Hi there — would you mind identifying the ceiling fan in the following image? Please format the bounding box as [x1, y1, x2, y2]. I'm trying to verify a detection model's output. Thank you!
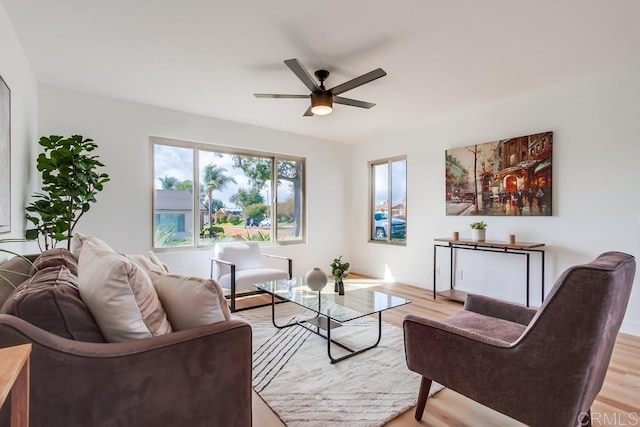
[254, 58, 387, 116]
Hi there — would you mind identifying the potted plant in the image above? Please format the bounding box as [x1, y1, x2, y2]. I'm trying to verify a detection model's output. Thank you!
[330, 255, 350, 295]
[470, 221, 487, 242]
[25, 135, 110, 251]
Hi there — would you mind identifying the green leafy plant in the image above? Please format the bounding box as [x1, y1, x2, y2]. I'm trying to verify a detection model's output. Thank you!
[154, 226, 176, 247]
[201, 225, 225, 238]
[240, 231, 270, 241]
[330, 255, 350, 283]
[0, 238, 37, 289]
[470, 221, 487, 230]
[25, 135, 110, 251]
[227, 215, 242, 226]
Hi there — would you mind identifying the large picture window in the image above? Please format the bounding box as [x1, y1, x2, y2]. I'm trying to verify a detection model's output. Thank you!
[151, 137, 304, 248]
[370, 156, 407, 244]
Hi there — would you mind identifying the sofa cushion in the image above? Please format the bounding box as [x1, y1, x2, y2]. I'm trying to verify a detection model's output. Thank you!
[33, 248, 79, 276]
[217, 268, 290, 291]
[0, 265, 106, 342]
[0, 255, 36, 306]
[149, 271, 231, 331]
[441, 310, 527, 344]
[78, 237, 172, 342]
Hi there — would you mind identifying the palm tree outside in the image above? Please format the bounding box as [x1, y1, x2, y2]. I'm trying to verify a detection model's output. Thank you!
[202, 164, 236, 225]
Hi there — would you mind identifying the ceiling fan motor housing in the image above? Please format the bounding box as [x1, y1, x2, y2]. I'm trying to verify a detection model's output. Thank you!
[310, 91, 333, 115]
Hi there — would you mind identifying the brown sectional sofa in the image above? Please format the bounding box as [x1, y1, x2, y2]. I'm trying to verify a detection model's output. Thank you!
[0, 252, 252, 427]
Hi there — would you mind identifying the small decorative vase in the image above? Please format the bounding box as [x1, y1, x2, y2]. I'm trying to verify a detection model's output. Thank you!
[334, 281, 339, 292]
[304, 268, 328, 291]
[472, 229, 486, 242]
[338, 280, 345, 296]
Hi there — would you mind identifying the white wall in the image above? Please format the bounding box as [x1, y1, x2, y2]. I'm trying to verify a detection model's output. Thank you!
[349, 68, 640, 335]
[0, 2, 38, 257]
[38, 85, 350, 278]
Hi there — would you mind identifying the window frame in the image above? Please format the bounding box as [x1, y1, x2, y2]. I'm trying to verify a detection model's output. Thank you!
[150, 136, 306, 250]
[369, 155, 407, 245]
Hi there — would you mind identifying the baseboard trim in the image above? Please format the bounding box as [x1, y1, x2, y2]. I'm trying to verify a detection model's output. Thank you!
[620, 320, 640, 337]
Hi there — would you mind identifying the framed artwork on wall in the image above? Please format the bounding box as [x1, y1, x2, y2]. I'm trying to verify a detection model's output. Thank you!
[0, 74, 9, 233]
[445, 131, 552, 216]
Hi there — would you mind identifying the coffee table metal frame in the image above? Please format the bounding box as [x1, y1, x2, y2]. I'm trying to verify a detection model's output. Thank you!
[256, 278, 410, 364]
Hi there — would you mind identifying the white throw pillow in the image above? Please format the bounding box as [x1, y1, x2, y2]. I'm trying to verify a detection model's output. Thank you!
[78, 238, 172, 342]
[149, 271, 231, 331]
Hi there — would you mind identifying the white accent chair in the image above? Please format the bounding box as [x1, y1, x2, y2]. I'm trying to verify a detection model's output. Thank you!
[211, 242, 292, 312]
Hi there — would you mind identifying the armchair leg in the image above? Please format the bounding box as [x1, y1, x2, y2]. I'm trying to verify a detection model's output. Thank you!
[415, 376, 432, 420]
[230, 266, 237, 313]
[230, 293, 236, 313]
[579, 410, 592, 427]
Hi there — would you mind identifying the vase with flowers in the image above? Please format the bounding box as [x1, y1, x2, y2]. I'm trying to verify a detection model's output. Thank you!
[330, 255, 349, 296]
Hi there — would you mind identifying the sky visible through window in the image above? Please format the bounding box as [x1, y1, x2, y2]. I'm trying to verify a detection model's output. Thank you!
[374, 158, 406, 206]
[154, 145, 284, 209]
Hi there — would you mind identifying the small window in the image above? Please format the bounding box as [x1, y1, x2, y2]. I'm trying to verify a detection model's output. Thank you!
[276, 159, 304, 242]
[370, 156, 407, 244]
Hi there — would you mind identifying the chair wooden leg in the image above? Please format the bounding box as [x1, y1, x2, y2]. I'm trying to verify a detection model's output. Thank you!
[579, 410, 591, 427]
[415, 376, 432, 420]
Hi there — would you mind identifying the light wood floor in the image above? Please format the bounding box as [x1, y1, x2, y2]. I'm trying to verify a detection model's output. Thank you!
[249, 279, 640, 427]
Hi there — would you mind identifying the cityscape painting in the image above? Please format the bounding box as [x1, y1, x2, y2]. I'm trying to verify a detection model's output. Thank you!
[445, 131, 552, 216]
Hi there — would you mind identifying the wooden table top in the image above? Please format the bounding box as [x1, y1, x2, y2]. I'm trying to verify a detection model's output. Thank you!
[434, 237, 545, 250]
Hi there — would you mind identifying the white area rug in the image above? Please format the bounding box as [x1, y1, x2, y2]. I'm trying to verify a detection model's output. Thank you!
[235, 303, 443, 427]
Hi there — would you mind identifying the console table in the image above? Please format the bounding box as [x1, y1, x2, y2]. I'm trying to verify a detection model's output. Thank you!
[433, 238, 546, 307]
[0, 343, 32, 427]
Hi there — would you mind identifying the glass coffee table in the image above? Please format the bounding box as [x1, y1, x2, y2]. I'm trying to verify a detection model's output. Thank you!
[255, 277, 410, 363]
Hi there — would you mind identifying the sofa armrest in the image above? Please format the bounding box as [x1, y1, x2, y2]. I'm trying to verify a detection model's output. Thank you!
[464, 294, 537, 326]
[262, 253, 292, 278]
[0, 314, 252, 427]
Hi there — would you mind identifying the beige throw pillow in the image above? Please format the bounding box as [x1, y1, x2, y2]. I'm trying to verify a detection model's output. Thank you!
[78, 238, 172, 342]
[71, 232, 112, 257]
[121, 252, 169, 274]
[149, 271, 231, 331]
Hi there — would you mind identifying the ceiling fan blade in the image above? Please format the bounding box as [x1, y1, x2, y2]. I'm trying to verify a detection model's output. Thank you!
[303, 106, 314, 117]
[329, 68, 387, 96]
[334, 96, 376, 109]
[254, 93, 309, 99]
[284, 59, 320, 92]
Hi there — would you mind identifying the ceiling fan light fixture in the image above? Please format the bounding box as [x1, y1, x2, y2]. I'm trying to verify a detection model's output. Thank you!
[310, 91, 333, 115]
[255, 59, 386, 116]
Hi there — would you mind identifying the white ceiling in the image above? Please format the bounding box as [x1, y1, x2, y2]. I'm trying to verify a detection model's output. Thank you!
[3, 0, 640, 144]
